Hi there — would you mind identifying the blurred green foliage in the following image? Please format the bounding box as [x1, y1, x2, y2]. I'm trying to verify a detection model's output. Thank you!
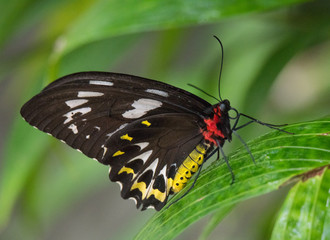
[0, 0, 329, 239]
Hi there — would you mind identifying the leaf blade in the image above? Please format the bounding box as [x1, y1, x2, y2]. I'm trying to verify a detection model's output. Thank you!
[271, 167, 330, 240]
[52, 0, 310, 61]
[135, 118, 330, 240]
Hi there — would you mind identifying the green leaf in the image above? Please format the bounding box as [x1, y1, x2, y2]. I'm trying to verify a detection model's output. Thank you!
[243, 17, 330, 116]
[0, 118, 51, 229]
[198, 204, 236, 240]
[271, 167, 330, 240]
[50, 0, 309, 67]
[23, 146, 108, 227]
[0, 0, 33, 47]
[135, 117, 330, 240]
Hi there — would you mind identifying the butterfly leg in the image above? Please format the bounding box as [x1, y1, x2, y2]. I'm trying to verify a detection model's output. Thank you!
[238, 113, 293, 134]
[217, 142, 235, 185]
[231, 113, 256, 165]
[232, 130, 256, 165]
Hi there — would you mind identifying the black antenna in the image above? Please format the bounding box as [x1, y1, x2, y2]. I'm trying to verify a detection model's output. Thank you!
[188, 83, 220, 102]
[213, 35, 224, 101]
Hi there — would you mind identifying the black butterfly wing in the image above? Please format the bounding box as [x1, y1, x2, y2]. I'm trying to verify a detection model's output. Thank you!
[21, 72, 212, 210]
[21, 72, 210, 159]
[105, 113, 206, 210]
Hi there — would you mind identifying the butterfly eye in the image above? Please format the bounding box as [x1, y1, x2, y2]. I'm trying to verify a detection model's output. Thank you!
[220, 103, 226, 112]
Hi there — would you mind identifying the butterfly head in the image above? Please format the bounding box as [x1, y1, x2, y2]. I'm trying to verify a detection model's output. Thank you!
[216, 99, 232, 142]
[219, 99, 231, 113]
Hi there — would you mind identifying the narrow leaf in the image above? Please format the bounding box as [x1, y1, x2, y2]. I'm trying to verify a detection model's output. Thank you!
[0, 119, 51, 229]
[135, 118, 330, 240]
[271, 167, 330, 240]
[198, 204, 236, 240]
[51, 0, 309, 63]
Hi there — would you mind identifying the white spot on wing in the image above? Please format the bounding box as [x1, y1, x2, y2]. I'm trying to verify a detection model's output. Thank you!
[116, 181, 123, 191]
[159, 165, 166, 178]
[145, 89, 169, 97]
[135, 142, 149, 151]
[65, 99, 88, 108]
[89, 80, 113, 86]
[129, 197, 138, 205]
[127, 150, 153, 164]
[144, 158, 159, 196]
[63, 107, 91, 124]
[159, 165, 170, 194]
[101, 144, 108, 159]
[86, 135, 90, 139]
[106, 123, 128, 139]
[77, 91, 104, 97]
[146, 178, 155, 197]
[122, 99, 162, 119]
[144, 158, 159, 173]
[68, 123, 78, 134]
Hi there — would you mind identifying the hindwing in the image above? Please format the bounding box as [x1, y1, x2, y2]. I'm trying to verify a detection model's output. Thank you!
[106, 113, 205, 210]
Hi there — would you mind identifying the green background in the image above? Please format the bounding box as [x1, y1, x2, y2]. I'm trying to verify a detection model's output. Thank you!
[0, 0, 329, 239]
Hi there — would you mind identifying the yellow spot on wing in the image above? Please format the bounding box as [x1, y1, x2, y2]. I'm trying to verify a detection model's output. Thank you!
[118, 167, 135, 177]
[113, 150, 125, 157]
[131, 181, 147, 199]
[148, 188, 166, 202]
[120, 134, 133, 141]
[141, 120, 151, 126]
[167, 178, 173, 194]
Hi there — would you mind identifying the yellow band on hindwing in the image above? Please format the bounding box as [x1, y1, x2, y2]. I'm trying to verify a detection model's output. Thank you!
[147, 188, 166, 202]
[118, 166, 136, 178]
[131, 181, 147, 199]
[125, 143, 208, 204]
[172, 144, 208, 193]
[167, 177, 174, 194]
[130, 181, 166, 202]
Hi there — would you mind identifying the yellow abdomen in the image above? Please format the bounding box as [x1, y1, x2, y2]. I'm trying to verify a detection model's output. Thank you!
[172, 143, 209, 193]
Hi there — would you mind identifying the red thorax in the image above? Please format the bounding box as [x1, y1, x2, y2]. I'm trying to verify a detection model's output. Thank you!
[201, 106, 225, 146]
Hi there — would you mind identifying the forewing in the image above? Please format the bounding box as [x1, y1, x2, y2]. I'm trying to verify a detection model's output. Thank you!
[21, 72, 210, 161]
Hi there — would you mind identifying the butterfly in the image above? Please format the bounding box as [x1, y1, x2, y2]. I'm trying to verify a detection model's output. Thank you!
[20, 37, 287, 211]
